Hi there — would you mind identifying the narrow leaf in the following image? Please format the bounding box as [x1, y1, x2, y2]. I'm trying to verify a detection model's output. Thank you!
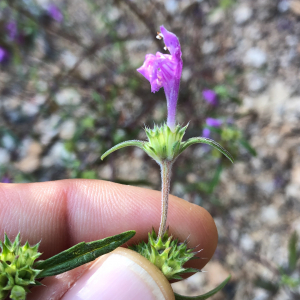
[239, 139, 257, 156]
[207, 164, 223, 194]
[174, 275, 231, 300]
[101, 140, 145, 160]
[181, 137, 234, 163]
[180, 268, 202, 274]
[254, 276, 279, 294]
[35, 230, 135, 278]
[288, 231, 298, 272]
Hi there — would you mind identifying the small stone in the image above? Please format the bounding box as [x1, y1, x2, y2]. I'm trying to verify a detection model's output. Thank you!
[34, 94, 47, 105]
[35, 114, 60, 145]
[253, 288, 270, 300]
[234, 5, 253, 25]
[240, 234, 255, 251]
[285, 35, 298, 47]
[244, 48, 267, 68]
[208, 8, 225, 25]
[0, 148, 10, 165]
[186, 173, 198, 184]
[290, 0, 300, 15]
[42, 142, 75, 167]
[278, 0, 290, 13]
[202, 40, 217, 55]
[55, 88, 81, 106]
[59, 120, 76, 140]
[61, 51, 77, 69]
[247, 73, 267, 92]
[78, 61, 96, 80]
[181, 69, 192, 82]
[2, 134, 15, 150]
[261, 206, 279, 225]
[36, 80, 48, 93]
[165, 0, 178, 14]
[27, 141, 43, 156]
[15, 156, 40, 173]
[172, 182, 185, 198]
[22, 102, 39, 117]
[15, 141, 42, 173]
[98, 164, 113, 180]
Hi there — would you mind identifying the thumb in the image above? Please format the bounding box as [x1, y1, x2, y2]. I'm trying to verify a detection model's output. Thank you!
[29, 248, 175, 300]
[61, 248, 175, 300]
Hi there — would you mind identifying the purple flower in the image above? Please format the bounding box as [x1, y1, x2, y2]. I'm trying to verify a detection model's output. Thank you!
[202, 128, 211, 138]
[206, 118, 222, 127]
[137, 25, 183, 131]
[6, 22, 17, 41]
[0, 47, 8, 63]
[48, 4, 63, 22]
[202, 89, 218, 106]
[1, 176, 11, 183]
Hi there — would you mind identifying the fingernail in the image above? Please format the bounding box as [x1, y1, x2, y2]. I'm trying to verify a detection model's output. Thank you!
[62, 248, 174, 300]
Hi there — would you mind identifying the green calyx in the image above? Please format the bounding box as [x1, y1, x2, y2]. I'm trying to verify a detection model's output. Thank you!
[0, 233, 42, 300]
[101, 123, 233, 164]
[143, 124, 187, 162]
[130, 229, 200, 280]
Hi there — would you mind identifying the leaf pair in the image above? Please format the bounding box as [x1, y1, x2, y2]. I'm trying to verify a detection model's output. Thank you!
[34, 230, 135, 278]
[101, 136, 234, 164]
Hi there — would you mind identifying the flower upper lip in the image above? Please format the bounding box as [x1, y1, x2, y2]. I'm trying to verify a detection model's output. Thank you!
[137, 25, 183, 131]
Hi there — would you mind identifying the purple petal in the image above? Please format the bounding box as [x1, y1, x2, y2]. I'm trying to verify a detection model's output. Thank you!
[0, 48, 8, 62]
[160, 25, 182, 59]
[1, 176, 11, 183]
[202, 89, 218, 106]
[137, 25, 182, 131]
[6, 22, 18, 41]
[206, 118, 222, 127]
[202, 128, 211, 138]
[48, 4, 63, 22]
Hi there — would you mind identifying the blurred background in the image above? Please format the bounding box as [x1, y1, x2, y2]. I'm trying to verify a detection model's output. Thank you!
[0, 0, 300, 299]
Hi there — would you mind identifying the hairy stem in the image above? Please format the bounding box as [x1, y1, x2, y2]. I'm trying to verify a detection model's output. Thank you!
[158, 161, 173, 238]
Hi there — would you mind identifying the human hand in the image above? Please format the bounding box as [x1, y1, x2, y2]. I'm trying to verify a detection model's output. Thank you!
[0, 179, 218, 300]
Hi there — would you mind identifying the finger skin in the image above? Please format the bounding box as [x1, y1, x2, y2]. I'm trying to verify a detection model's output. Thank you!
[0, 180, 218, 295]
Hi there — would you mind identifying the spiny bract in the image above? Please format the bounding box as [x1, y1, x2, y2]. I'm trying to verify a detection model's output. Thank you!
[143, 123, 188, 163]
[130, 228, 201, 280]
[0, 233, 42, 300]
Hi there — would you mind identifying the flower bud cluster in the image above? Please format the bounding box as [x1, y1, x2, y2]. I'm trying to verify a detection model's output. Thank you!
[130, 229, 198, 280]
[0, 234, 42, 300]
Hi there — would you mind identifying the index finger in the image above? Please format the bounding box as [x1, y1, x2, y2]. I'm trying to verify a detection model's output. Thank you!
[0, 179, 218, 271]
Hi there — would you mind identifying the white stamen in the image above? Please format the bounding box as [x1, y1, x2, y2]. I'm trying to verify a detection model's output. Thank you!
[164, 46, 167, 51]
[156, 33, 163, 40]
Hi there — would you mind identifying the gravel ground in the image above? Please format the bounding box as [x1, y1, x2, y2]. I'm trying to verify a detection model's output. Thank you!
[1, 0, 300, 299]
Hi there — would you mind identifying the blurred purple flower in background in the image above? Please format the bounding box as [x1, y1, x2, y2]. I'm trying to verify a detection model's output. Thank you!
[6, 22, 18, 41]
[206, 117, 222, 127]
[137, 25, 183, 131]
[202, 89, 218, 106]
[0, 47, 8, 63]
[48, 4, 63, 22]
[202, 128, 211, 138]
[1, 176, 11, 183]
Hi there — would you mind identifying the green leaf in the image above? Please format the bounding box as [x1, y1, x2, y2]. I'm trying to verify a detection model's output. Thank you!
[174, 275, 231, 300]
[35, 230, 135, 278]
[254, 276, 279, 294]
[207, 164, 223, 194]
[180, 137, 234, 163]
[288, 231, 299, 272]
[180, 268, 202, 274]
[101, 140, 145, 160]
[239, 139, 257, 156]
